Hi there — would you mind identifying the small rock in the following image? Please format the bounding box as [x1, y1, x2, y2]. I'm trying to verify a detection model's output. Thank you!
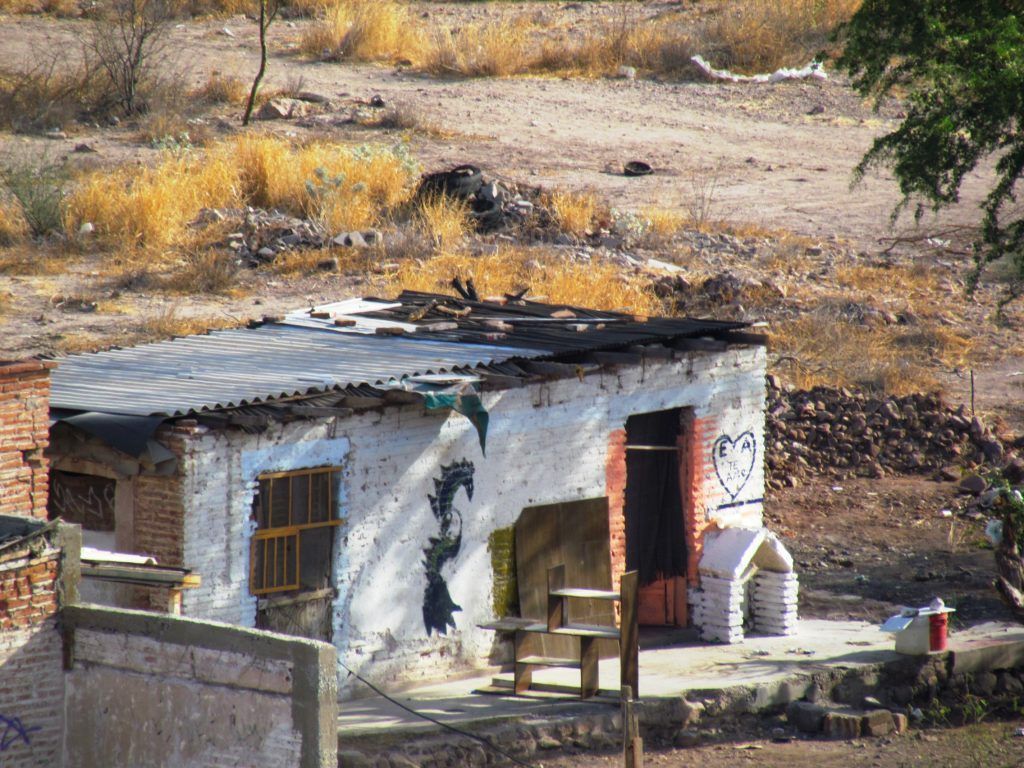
[807, 104, 826, 115]
[317, 256, 340, 271]
[861, 709, 895, 737]
[939, 466, 960, 482]
[220, 26, 234, 37]
[362, 228, 383, 246]
[369, 94, 386, 108]
[332, 231, 367, 248]
[617, 65, 637, 80]
[78, 222, 95, 236]
[256, 98, 308, 120]
[537, 736, 561, 750]
[958, 473, 987, 495]
[673, 729, 701, 747]
[788, 701, 827, 733]
[892, 712, 909, 734]
[73, 143, 96, 153]
[823, 711, 862, 740]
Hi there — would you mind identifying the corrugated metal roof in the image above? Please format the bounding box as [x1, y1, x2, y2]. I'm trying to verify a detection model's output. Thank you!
[50, 293, 757, 419]
[50, 324, 549, 417]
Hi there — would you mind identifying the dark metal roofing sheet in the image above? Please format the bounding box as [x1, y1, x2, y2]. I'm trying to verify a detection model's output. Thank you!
[50, 324, 549, 417]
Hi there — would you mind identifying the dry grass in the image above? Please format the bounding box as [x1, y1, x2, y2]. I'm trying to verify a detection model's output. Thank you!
[698, 0, 860, 73]
[375, 247, 667, 316]
[0, 245, 67, 275]
[547, 190, 602, 238]
[415, 194, 470, 250]
[0, 0, 79, 15]
[422, 18, 534, 78]
[300, 0, 426, 63]
[129, 306, 238, 344]
[65, 136, 418, 253]
[159, 246, 239, 294]
[638, 207, 687, 248]
[191, 71, 248, 106]
[297, 0, 854, 80]
[64, 150, 237, 250]
[771, 306, 972, 395]
[0, 199, 28, 246]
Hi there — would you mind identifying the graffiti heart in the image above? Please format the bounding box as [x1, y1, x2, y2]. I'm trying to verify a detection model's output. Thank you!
[712, 431, 756, 501]
[422, 459, 475, 636]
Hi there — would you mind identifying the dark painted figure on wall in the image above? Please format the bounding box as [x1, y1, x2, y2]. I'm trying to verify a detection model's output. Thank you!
[423, 459, 475, 635]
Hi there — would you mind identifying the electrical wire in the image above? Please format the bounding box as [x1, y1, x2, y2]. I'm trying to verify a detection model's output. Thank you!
[339, 661, 541, 768]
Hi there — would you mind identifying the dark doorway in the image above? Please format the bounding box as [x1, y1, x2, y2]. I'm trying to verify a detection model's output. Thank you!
[624, 408, 688, 625]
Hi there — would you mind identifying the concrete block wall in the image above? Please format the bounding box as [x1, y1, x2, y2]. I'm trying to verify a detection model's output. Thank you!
[173, 345, 766, 693]
[0, 541, 64, 767]
[62, 605, 337, 768]
[0, 360, 54, 520]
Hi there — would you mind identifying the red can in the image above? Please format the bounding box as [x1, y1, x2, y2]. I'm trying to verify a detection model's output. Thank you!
[929, 612, 949, 652]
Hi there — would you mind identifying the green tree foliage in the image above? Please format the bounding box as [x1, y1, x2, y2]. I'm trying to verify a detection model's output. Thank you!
[835, 1, 1024, 298]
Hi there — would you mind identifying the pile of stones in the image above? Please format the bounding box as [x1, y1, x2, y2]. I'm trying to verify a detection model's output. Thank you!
[191, 207, 380, 267]
[765, 376, 1021, 490]
[416, 164, 541, 234]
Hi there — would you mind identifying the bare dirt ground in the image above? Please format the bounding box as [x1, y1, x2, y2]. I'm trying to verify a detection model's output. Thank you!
[548, 720, 1024, 768]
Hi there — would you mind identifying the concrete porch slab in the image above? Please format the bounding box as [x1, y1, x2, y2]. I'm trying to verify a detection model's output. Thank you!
[337, 619, 1024, 739]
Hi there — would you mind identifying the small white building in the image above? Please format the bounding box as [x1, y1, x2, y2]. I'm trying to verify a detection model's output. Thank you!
[46, 291, 788, 695]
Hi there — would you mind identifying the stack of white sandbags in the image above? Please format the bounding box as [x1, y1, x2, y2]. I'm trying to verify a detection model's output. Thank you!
[752, 571, 799, 636]
[690, 575, 747, 644]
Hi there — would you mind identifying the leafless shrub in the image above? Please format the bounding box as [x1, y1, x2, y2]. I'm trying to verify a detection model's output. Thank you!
[87, 0, 175, 116]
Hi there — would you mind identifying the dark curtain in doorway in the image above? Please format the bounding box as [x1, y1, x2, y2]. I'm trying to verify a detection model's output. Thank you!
[625, 410, 687, 586]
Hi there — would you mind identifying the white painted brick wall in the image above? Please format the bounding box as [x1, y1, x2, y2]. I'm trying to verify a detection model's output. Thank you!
[174, 346, 766, 692]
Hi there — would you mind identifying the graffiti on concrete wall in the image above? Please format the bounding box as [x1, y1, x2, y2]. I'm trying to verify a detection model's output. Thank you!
[423, 460, 475, 636]
[712, 431, 756, 503]
[0, 714, 41, 752]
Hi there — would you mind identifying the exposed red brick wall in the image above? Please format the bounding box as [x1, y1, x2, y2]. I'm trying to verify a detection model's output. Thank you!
[685, 415, 719, 585]
[0, 538, 64, 767]
[132, 424, 196, 610]
[605, 428, 627, 600]
[0, 550, 59, 630]
[0, 360, 54, 520]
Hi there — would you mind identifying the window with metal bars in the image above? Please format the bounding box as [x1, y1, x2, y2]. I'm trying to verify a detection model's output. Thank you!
[250, 467, 342, 596]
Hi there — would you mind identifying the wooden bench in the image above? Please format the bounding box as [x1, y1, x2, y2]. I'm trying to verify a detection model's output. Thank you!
[480, 564, 638, 700]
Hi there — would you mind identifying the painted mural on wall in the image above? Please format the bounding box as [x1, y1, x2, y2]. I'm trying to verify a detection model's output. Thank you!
[712, 431, 756, 502]
[423, 459, 474, 635]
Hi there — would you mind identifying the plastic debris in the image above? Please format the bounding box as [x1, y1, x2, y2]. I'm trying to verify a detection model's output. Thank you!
[690, 55, 827, 84]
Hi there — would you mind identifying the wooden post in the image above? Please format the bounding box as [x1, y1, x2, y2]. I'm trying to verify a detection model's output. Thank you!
[513, 631, 533, 695]
[621, 684, 643, 768]
[619, 570, 639, 697]
[580, 636, 599, 699]
[547, 563, 567, 632]
[168, 588, 183, 616]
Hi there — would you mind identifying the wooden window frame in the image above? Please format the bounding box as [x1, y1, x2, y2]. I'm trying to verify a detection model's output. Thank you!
[249, 467, 342, 597]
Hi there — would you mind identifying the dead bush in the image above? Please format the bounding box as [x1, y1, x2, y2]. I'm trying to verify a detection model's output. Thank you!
[0, 58, 98, 132]
[192, 71, 248, 106]
[160, 248, 239, 294]
[87, 0, 175, 115]
[697, 0, 860, 73]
